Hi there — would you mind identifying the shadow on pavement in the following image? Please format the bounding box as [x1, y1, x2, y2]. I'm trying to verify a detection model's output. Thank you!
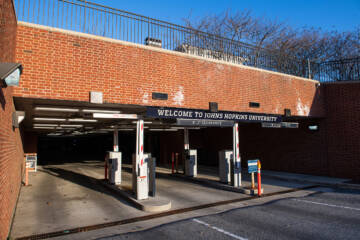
[40, 167, 135, 208]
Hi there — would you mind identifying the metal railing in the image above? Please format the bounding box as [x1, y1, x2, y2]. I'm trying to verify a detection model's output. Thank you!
[313, 57, 360, 82]
[15, 0, 312, 78]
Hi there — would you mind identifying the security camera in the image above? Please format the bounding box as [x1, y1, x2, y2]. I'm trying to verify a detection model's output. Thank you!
[0, 63, 23, 88]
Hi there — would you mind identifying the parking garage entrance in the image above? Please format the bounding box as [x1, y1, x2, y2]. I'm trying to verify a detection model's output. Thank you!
[17, 99, 286, 193]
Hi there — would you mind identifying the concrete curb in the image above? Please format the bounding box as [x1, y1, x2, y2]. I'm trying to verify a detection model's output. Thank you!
[98, 180, 171, 212]
[261, 173, 360, 191]
[168, 173, 263, 195]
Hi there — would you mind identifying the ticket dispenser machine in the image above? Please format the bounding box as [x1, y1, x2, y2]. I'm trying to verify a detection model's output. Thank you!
[106, 151, 122, 185]
[132, 153, 151, 200]
[219, 150, 232, 183]
[184, 149, 197, 177]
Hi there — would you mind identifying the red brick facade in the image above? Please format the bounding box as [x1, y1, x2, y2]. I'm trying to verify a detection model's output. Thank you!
[13, 22, 360, 181]
[0, 0, 24, 239]
[322, 82, 360, 181]
[14, 23, 324, 117]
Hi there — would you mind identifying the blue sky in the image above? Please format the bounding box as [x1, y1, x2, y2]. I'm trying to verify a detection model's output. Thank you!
[89, 0, 360, 32]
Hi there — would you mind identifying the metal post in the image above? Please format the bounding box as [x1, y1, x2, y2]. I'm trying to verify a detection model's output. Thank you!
[232, 123, 241, 187]
[171, 152, 175, 174]
[251, 172, 255, 189]
[184, 128, 189, 151]
[104, 157, 108, 180]
[257, 160, 262, 197]
[175, 152, 179, 173]
[113, 128, 119, 152]
[183, 128, 189, 175]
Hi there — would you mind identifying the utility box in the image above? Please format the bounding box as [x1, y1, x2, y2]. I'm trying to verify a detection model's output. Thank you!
[219, 150, 232, 183]
[106, 151, 122, 185]
[184, 149, 197, 177]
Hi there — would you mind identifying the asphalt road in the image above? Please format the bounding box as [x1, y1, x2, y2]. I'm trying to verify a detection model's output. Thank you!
[97, 187, 360, 240]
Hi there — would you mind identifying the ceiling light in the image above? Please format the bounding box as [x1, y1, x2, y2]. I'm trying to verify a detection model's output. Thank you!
[34, 107, 79, 112]
[33, 118, 66, 121]
[33, 124, 58, 127]
[132, 121, 153, 124]
[149, 129, 178, 131]
[0, 63, 22, 88]
[93, 113, 138, 119]
[82, 109, 121, 114]
[47, 133, 62, 136]
[56, 127, 76, 130]
[60, 124, 83, 128]
[68, 118, 97, 122]
[33, 126, 55, 129]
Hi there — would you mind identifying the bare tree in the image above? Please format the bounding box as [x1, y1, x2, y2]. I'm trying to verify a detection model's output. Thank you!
[183, 10, 360, 80]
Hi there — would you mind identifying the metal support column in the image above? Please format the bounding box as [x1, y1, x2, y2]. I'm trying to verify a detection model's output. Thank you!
[184, 128, 189, 151]
[113, 128, 119, 152]
[183, 128, 189, 174]
[134, 119, 148, 200]
[232, 123, 241, 187]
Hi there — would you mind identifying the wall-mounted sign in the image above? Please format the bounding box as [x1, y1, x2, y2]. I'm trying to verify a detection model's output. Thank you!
[248, 159, 258, 173]
[262, 122, 299, 128]
[147, 106, 281, 123]
[25, 153, 37, 172]
[261, 122, 282, 128]
[281, 122, 299, 128]
[177, 119, 234, 127]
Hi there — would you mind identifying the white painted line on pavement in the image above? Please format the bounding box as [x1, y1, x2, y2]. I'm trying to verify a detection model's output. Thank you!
[293, 199, 360, 211]
[193, 219, 248, 240]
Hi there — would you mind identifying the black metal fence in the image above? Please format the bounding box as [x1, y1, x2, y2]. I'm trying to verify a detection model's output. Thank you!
[14, 0, 360, 82]
[313, 57, 360, 82]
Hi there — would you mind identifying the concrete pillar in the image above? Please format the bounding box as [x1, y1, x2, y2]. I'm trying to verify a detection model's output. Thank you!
[232, 123, 241, 187]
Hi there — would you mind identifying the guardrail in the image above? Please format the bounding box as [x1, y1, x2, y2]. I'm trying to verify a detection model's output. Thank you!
[313, 57, 360, 82]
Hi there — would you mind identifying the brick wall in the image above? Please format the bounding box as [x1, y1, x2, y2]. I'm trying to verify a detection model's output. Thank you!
[322, 82, 360, 181]
[15, 22, 324, 118]
[0, 0, 24, 239]
[158, 123, 329, 177]
[239, 120, 329, 176]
